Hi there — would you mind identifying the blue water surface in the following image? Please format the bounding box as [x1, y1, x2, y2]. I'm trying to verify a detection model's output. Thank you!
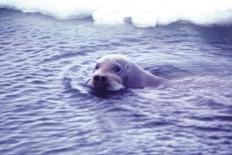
[0, 9, 232, 155]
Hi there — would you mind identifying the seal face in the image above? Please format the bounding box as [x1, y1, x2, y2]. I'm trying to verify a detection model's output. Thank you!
[88, 54, 163, 92]
[88, 54, 130, 92]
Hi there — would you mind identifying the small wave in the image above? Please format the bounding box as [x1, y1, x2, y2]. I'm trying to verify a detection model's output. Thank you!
[61, 62, 91, 96]
[1, 0, 232, 27]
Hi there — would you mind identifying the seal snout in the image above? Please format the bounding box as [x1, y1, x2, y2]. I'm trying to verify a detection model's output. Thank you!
[93, 74, 108, 84]
[90, 72, 124, 91]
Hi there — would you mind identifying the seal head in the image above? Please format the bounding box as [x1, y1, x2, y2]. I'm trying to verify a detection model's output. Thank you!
[88, 54, 129, 91]
[88, 54, 163, 92]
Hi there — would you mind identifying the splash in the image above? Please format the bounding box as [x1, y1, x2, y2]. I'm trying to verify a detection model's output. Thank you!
[1, 0, 232, 27]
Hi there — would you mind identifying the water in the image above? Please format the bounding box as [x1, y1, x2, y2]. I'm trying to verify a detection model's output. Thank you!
[0, 8, 232, 155]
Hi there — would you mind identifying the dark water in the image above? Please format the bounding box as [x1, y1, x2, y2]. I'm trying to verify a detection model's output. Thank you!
[0, 9, 232, 155]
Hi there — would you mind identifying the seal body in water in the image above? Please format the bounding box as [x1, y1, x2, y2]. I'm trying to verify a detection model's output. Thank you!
[88, 54, 164, 92]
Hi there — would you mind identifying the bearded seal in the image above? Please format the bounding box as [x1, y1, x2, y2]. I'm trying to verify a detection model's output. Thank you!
[88, 54, 164, 92]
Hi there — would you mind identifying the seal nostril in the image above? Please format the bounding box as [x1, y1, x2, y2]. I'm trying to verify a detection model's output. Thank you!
[101, 76, 107, 83]
[94, 75, 100, 81]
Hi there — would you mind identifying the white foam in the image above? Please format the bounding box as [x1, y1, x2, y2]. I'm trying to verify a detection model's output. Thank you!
[1, 0, 232, 27]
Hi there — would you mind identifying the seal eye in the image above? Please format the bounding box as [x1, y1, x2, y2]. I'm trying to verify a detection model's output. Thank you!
[95, 64, 100, 70]
[113, 65, 121, 73]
